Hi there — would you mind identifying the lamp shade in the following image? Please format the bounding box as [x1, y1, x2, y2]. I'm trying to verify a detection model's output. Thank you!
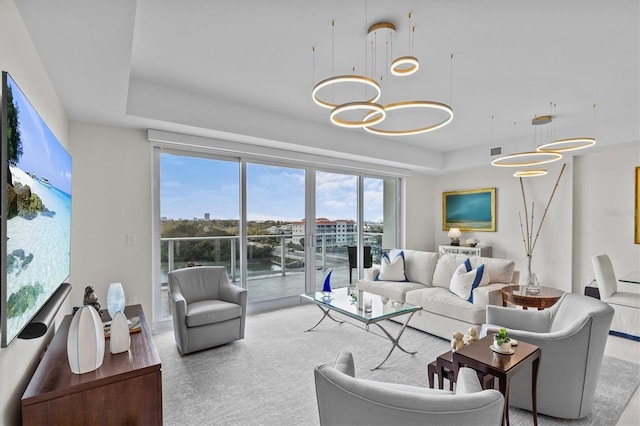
[106, 282, 126, 319]
[448, 228, 462, 239]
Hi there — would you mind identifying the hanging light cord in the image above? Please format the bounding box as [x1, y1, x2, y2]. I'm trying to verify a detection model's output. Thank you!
[410, 10, 415, 58]
[449, 53, 454, 106]
[593, 103, 597, 138]
[331, 20, 335, 103]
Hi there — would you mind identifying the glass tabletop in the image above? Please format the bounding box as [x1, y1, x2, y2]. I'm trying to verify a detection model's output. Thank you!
[301, 287, 420, 324]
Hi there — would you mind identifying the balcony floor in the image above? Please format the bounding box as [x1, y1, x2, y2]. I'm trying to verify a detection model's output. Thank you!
[160, 265, 356, 319]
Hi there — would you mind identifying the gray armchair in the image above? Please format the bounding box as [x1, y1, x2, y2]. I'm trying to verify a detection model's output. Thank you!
[485, 292, 614, 419]
[592, 253, 640, 338]
[168, 266, 247, 355]
[314, 351, 504, 426]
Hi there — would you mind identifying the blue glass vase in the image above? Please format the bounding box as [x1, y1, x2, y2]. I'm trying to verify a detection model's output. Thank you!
[107, 282, 126, 319]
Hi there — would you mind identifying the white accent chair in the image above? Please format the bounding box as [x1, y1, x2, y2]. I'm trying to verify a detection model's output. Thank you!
[485, 293, 614, 419]
[314, 351, 504, 426]
[168, 266, 247, 355]
[592, 253, 640, 338]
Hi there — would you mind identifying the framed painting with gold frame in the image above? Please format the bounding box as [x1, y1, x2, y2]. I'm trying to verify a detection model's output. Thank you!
[633, 167, 640, 244]
[442, 187, 496, 232]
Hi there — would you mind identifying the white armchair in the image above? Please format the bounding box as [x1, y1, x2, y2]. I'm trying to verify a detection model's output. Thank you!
[592, 253, 640, 338]
[168, 266, 247, 355]
[485, 293, 613, 419]
[314, 351, 504, 426]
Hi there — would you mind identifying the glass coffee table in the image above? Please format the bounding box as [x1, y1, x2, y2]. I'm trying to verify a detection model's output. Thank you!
[301, 287, 421, 370]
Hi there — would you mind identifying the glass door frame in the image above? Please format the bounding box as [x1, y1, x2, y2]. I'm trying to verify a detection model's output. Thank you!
[152, 145, 404, 321]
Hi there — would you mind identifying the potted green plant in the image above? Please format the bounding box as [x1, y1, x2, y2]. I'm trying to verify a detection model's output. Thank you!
[494, 327, 511, 352]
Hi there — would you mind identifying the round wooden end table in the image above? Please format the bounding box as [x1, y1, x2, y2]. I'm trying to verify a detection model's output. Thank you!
[501, 285, 564, 310]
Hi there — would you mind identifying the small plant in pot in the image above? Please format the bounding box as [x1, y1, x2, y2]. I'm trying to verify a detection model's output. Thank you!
[494, 328, 511, 352]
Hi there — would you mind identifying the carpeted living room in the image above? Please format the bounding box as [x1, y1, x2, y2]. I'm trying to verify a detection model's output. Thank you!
[2, 1, 639, 425]
[155, 302, 640, 426]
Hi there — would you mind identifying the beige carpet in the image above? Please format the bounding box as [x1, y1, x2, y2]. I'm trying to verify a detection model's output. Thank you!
[155, 303, 640, 425]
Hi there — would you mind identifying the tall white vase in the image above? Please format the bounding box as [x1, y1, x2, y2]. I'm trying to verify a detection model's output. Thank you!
[110, 311, 131, 354]
[67, 306, 105, 374]
[107, 282, 126, 319]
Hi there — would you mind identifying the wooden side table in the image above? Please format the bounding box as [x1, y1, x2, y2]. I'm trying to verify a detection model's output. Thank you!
[501, 285, 564, 310]
[452, 335, 541, 426]
[428, 350, 494, 391]
[428, 350, 455, 390]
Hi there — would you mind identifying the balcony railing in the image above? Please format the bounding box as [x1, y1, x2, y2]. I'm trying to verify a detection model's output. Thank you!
[160, 233, 382, 284]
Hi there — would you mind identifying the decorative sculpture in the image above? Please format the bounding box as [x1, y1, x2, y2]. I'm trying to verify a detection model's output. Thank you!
[451, 331, 465, 352]
[83, 286, 101, 312]
[463, 327, 478, 345]
[67, 306, 105, 374]
[322, 270, 333, 296]
[109, 311, 131, 354]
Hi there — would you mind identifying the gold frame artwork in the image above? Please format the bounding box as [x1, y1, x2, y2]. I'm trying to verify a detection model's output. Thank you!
[635, 167, 640, 244]
[442, 187, 496, 232]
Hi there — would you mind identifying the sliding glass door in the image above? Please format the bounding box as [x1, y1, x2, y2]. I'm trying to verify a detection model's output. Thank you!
[156, 152, 240, 320]
[364, 177, 398, 266]
[314, 171, 358, 290]
[153, 147, 401, 319]
[246, 163, 306, 302]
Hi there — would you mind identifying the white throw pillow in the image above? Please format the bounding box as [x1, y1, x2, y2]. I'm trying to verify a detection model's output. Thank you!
[376, 251, 408, 282]
[449, 261, 490, 302]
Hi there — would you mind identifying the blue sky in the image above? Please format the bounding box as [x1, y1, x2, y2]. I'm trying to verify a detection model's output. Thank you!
[7, 74, 72, 195]
[160, 154, 385, 222]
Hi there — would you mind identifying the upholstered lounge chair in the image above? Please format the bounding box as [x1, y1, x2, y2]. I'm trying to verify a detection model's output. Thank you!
[485, 292, 614, 419]
[314, 351, 504, 426]
[168, 266, 247, 355]
[592, 253, 640, 338]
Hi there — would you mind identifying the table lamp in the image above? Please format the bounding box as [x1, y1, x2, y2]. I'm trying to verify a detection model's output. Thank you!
[448, 228, 462, 246]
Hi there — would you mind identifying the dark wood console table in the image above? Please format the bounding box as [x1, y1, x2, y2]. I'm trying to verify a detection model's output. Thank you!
[21, 304, 162, 425]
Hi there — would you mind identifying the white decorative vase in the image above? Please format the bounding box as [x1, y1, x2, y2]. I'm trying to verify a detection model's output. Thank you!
[110, 311, 130, 354]
[67, 306, 105, 374]
[107, 282, 126, 319]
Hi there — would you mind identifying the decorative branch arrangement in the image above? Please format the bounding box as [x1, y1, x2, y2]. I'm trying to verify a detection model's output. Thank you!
[518, 163, 567, 285]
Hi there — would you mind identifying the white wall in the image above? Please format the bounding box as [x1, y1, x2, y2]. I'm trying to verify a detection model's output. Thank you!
[0, 1, 70, 424]
[573, 143, 640, 292]
[432, 147, 639, 294]
[68, 122, 153, 319]
[403, 173, 436, 251]
[432, 161, 574, 292]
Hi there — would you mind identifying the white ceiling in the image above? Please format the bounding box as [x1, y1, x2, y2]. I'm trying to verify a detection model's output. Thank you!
[14, 0, 640, 173]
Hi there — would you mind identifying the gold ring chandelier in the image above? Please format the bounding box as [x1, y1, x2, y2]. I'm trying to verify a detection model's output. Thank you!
[491, 106, 597, 177]
[311, 14, 453, 136]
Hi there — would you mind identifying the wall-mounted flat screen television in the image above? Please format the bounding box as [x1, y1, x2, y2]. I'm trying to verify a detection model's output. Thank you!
[1, 71, 72, 347]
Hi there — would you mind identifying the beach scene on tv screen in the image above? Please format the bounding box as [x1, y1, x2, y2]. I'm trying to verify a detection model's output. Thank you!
[5, 74, 71, 343]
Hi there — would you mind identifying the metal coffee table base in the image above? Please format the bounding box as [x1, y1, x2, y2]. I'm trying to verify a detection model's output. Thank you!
[305, 305, 345, 331]
[306, 303, 418, 370]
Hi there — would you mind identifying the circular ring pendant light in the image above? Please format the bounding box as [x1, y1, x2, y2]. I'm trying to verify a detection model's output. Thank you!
[513, 169, 548, 177]
[362, 100, 454, 136]
[537, 137, 596, 153]
[491, 151, 562, 167]
[312, 75, 382, 109]
[391, 56, 419, 76]
[330, 102, 386, 128]
[390, 14, 419, 77]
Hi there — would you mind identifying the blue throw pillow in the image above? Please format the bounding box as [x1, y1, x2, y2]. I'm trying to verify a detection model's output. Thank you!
[449, 262, 490, 302]
[376, 251, 409, 282]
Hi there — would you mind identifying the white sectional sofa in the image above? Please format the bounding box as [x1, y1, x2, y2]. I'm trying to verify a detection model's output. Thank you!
[357, 249, 518, 340]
